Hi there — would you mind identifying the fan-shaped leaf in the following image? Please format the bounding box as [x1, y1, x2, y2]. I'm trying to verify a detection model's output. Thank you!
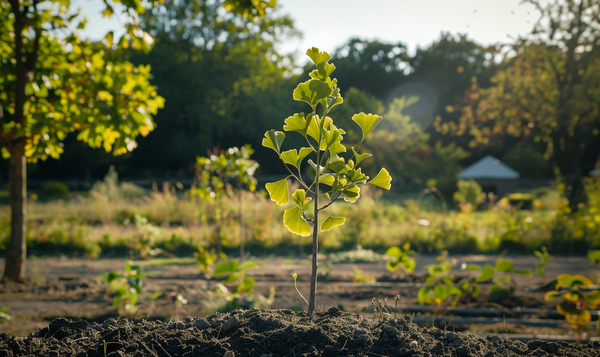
[262, 130, 285, 154]
[368, 168, 392, 189]
[306, 47, 331, 65]
[283, 206, 311, 237]
[266, 178, 288, 205]
[321, 216, 346, 231]
[352, 112, 383, 139]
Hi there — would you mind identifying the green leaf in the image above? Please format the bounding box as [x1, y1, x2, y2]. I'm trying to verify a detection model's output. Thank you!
[328, 141, 346, 157]
[241, 276, 255, 291]
[292, 189, 311, 207]
[463, 264, 482, 272]
[262, 130, 285, 154]
[495, 259, 514, 273]
[214, 260, 239, 276]
[385, 246, 402, 258]
[306, 47, 331, 65]
[221, 272, 240, 283]
[368, 168, 392, 190]
[352, 147, 372, 165]
[320, 216, 346, 232]
[319, 174, 335, 186]
[283, 113, 309, 137]
[293, 80, 332, 108]
[588, 250, 600, 263]
[342, 185, 360, 203]
[239, 261, 259, 271]
[281, 148, 312, 169]
[418, 287, 431, 305]
[266, 178, 289, 205]
[310, 62, 336, 81]
[476, 264, 495, 282]
[352, 112, 383, 140]
[514, 268, 533, 277]
[283, 206, 311, 237]
[472, 284, 481, 298]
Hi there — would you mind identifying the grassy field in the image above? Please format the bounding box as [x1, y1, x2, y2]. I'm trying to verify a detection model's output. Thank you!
[1, 176, 600, 259]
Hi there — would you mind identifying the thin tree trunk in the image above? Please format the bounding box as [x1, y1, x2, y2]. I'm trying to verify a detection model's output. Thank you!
[308, 146, 321, 317]
[3, 141, 27, 283]
[308, 202, 319, 317]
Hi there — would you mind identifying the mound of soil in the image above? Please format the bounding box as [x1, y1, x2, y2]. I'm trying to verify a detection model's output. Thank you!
[1, 307, 599, 357]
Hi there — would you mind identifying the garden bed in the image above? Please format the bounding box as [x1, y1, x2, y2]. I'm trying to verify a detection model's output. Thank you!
[1, 256, 600, 356]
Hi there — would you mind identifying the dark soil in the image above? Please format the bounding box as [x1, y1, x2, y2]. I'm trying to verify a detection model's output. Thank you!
[2, 307, 600, 357]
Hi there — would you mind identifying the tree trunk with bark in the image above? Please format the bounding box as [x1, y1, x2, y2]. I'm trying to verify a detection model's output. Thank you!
[3, 140, 27, 283]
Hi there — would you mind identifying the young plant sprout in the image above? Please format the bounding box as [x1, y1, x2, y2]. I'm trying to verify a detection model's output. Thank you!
[263, 48, 392, 317]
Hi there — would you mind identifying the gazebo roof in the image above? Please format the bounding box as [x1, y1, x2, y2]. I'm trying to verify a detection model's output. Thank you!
[456, 155, 520, 180]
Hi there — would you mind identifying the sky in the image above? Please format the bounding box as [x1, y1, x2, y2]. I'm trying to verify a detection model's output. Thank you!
[77, 0, 543, 61]
[276, 0, 541, 59]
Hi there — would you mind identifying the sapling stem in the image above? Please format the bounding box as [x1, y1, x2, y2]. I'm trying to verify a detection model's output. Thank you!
[308, 127, 322, 317]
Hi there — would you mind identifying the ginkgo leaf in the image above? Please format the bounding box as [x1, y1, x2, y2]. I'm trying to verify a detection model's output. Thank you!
[321, 216, 346, 231]
[283, 113, 309, 136]
[352, 113, 383, 140]
[266, 178, 288, 205]
[319, 174, 335, 186]
[293, 79, 332, 108]
[306, 114, 321, 144]
[368, 168, 392, 190]
[281, 148, 312, 169]
[342, 186, 360, 203]
[309, 62, 336, 81]
[292, 189, 311, 207]
[352, 147, 372, 165]
[262, 130, 285, 154]
[284, 206, 311, 237]
[306, 47, 331, 65]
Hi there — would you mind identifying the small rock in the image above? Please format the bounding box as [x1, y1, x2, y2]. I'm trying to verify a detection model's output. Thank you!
[410, 341, 418, 349]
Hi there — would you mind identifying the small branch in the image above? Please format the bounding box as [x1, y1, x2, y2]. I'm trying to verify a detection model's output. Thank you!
[301, 210, 313, 223]
[317, 193, 341, 212]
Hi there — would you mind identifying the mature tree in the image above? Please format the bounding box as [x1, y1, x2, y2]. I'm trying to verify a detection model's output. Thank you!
[120, 0, 298, 175]
[0, 0, 165, 282]
[444, 0, 600, 209]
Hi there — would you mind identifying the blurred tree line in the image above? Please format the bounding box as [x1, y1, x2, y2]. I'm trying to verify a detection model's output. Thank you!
[6, 0, 599, 207]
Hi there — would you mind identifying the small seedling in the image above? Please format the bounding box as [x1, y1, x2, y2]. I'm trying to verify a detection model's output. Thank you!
[195, 246, 220, 275]
[0, 307, 11, 322]
[263, 47, 391, 316]
[474, 258, 532, 303]
[213, 258, 259, 311]
[534, 246, 553, 277]
[293, 273, 309, 306]
[103, 260, 145, 317]
[385, 243, 416, 276]
[191, 145, 258, 256]
[418, 251, 465, 307]
[545, 274, 600, 343]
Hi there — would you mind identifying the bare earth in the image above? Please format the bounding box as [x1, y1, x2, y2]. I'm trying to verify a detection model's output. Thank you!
[0, 255, 599, 356]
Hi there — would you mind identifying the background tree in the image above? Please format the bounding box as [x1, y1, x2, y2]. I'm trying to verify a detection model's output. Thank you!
[0, 0, 167, 282]
[445, 0, 600, 209]
[331, 38, 410, 100]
